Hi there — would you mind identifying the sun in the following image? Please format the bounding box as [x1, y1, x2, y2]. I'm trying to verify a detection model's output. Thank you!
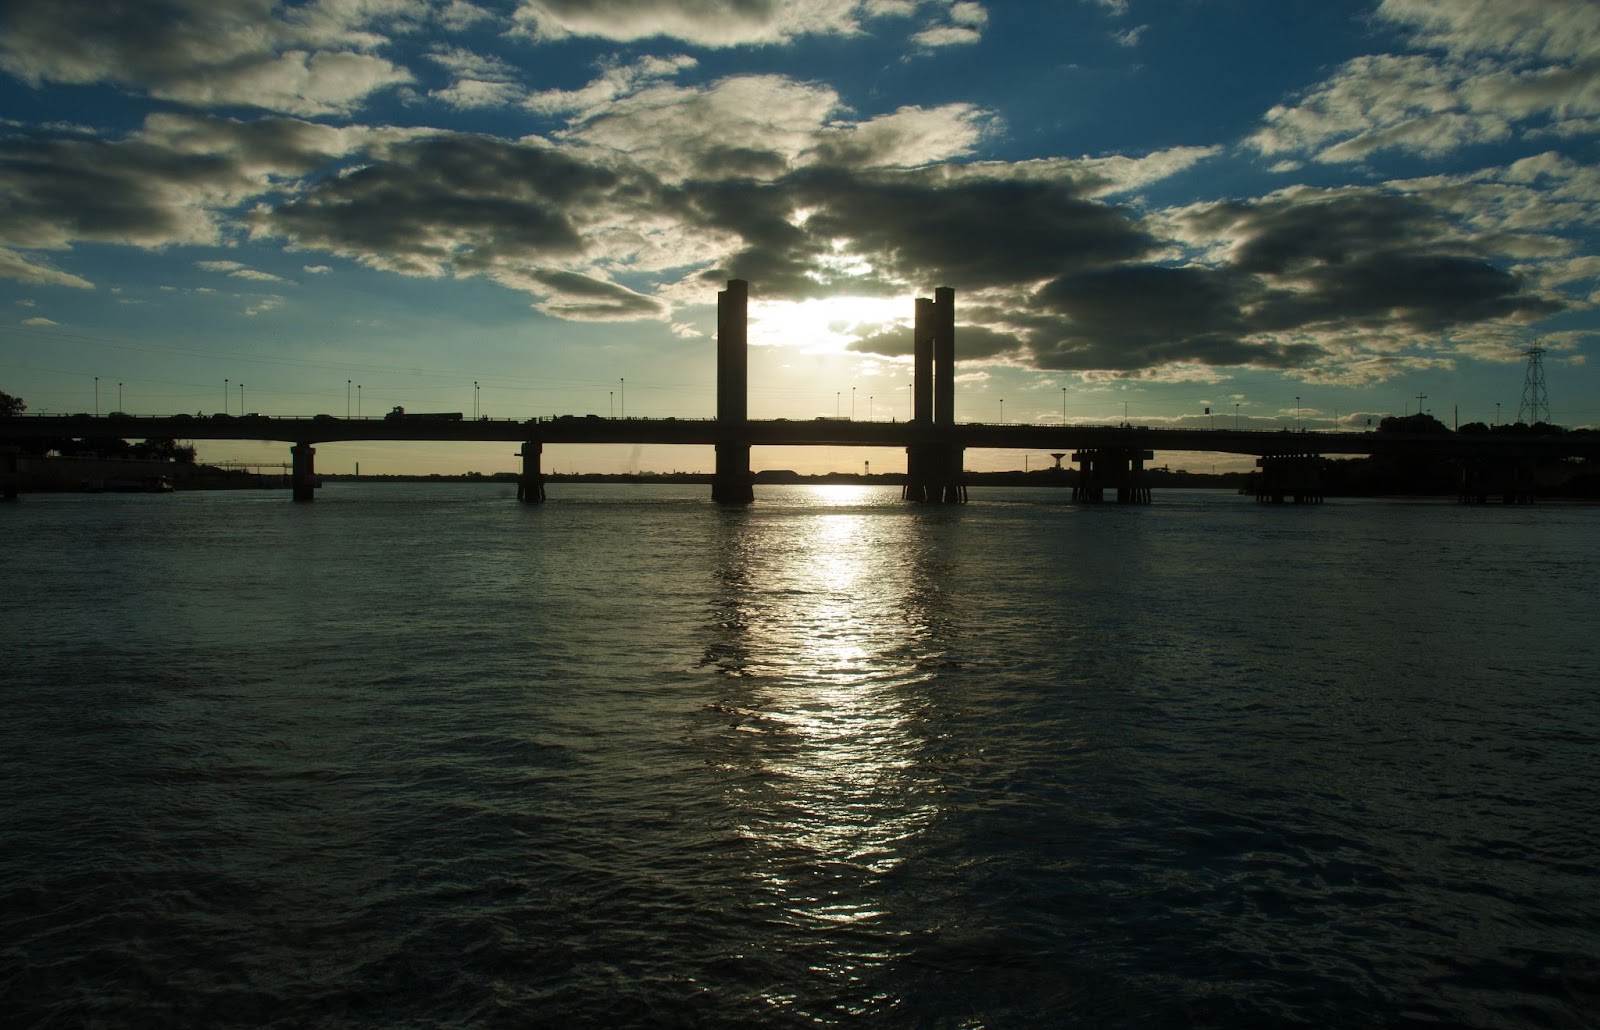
[747, 293, 917, 355]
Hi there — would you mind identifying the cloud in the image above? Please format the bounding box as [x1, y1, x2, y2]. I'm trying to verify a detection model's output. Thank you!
[22, 316, 58, 325]
[0, 114, 367, 254]
[1112, 25, 1146, 47]
[304, 264, 333, 274]
[196, 259, 289, 282]
[0, 0, 414, 116]
[523, 54, 697, 117]
[848, 319, 1020, 360]
[0, 247, 94, 289]
[554, 74, 843, 179]
[509, 0, 869, 46]
[1250, 1, 1600, 162]
[1379, 0, 1600, 62]
[911, 0, 987, 48]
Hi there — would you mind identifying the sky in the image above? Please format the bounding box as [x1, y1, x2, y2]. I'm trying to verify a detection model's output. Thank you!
[3, 0, 1599, 476]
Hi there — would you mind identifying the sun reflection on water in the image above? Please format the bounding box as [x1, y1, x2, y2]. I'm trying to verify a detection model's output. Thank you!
[703, 490, 951, 1011]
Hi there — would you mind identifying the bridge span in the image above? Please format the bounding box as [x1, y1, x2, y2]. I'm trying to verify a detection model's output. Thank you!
[3, 281, 1595, 503]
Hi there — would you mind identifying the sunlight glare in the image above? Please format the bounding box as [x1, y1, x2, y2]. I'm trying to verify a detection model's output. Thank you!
[749, 294, 916, 355]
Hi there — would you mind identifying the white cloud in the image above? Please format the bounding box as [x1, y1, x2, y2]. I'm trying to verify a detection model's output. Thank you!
[304, 264, 333, 274]
[22, 316, 58, 325]
[912, 25, 981, 48]
[436, 1, 498, 32]
[1111, 25, 1146, 47]
[0, 247, 94, 289]
[557, 75, 842, 179]
[0, 0, 415, 116]
[510, 0, 867, 47]
[197, 259, 290, 282]
[431, 78, 527, 110]
[1378, 0, 1600, 63]
[524, 54, 697, 117]
[912, 1, 988, 48]
[1250, 1, 1600, 162]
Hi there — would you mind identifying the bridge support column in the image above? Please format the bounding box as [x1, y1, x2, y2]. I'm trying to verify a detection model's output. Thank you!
[1, 447, 18, 501]
[714, 279, 754, 505]
[1458, 456, 1534, 504]
[902, 441, 966, 502]
[289, 444, 316, 502]
[290, 443, 316, 502]
[713, 443, 753, 505]
[1072, 448, 1152, 503]
[1255, 453, 1323, 504]
[901, 288, 965, 503]
[518, 441, 545, 503]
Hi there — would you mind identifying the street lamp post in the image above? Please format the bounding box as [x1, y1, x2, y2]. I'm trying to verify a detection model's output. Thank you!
[1296, 395, 1301, 431]
[851, 387, 855, 420]
[999, 398, 1004, 424]
[1062, 387, 1066, 425]
[240, 382, 244, 413]
[869, 395, 873, 420]
[94, 376, 99, 417]
[357, 384, 361, 418]
[610, 391, 614, 418]
[118, 382, 123, 413]
[620, 378, 625, 418]
[347, 379, 351, 418]
[224, 379, 229, 415]
[1235, 402, 1240, 430]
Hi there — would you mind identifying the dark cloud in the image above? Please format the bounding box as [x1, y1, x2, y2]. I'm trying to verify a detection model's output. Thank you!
[0, 115, 347, 249]
[1025, 264, 1319, 372]
[260, 135, 633, 275]
[848, 320, 1022, 360]
[1253, 252, 1560, 332]
[527, 268, 667, 319]
[0, 0, 413, 115]
[792, 168, 1156, 290]
[947, 189, 1554, 375]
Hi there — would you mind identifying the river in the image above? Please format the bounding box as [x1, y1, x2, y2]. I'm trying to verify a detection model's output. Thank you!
[2, 484, 1596, 1026]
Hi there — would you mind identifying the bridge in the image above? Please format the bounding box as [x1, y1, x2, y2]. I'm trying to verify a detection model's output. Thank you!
[4, 281, 1596, 504]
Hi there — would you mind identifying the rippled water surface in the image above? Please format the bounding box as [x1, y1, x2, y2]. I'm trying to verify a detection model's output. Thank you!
[3, 484, 1598, 1026]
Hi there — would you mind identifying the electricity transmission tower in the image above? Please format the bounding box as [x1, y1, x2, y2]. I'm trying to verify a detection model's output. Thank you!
[1517, 346, 1550, 425]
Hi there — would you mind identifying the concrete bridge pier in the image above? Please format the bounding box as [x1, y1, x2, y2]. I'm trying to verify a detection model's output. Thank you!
[1458, 456, 1535, 504]
[901, 289, 966, 502]
[903, 442, 966, 502]
[290, 443, 316, 502]
[1071, 450, 1103, 502]
[518, 441, 545, 503]
[713, 442, 753, 505]
[1255, 453, 1323, 504]
[2, 447, 18, 500]
[1072, 448, 1152, 503]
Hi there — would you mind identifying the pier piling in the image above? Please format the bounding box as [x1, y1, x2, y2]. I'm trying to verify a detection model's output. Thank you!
[290, 443, 316, 502]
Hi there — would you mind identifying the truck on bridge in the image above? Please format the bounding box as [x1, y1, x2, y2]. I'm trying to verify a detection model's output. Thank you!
[385, 406, 462, 422]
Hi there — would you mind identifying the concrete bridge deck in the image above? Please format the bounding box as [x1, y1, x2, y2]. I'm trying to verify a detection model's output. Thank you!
[2, 412, 1593, 460]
